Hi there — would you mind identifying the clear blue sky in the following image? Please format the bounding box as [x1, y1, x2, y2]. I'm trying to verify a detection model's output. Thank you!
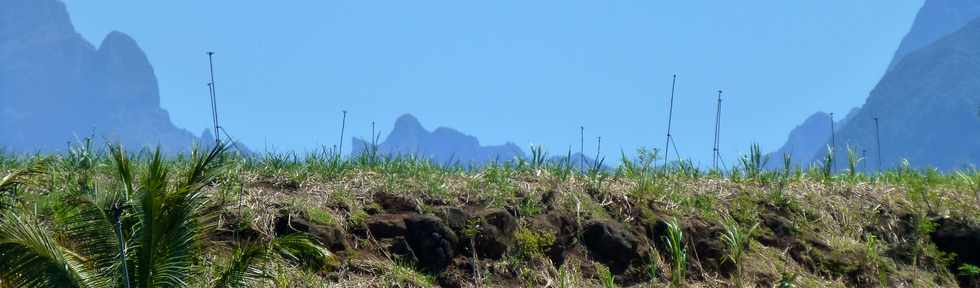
[63, 1, 922, 165]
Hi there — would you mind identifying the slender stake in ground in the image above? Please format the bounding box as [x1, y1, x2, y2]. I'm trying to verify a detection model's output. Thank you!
[339, 110, 348, 157]
[713, 90, 723, 170]
[207, 52, 220, 145]
[580, 126, 585, 172]
[664, 74, 677, 168]
[874, 116, 882, 172]
[113, 205, 131, 288]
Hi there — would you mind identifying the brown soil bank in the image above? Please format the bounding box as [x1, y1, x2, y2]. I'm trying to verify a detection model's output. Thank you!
[222, 169, 980, 287]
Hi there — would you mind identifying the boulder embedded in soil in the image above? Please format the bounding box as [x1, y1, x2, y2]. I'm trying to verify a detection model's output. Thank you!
[472, 208, 518, 260]
[365, 213, 410, 239]
[374, 191, 417, 213]
[405, 215, 459, 273]
[931, 217, 980, 287]
[581, 220, 649, 274]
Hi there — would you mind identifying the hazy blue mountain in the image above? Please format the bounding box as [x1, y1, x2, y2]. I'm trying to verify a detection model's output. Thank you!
[352, 114, 525, 166]
[813, 16, 980, 170]
[764, 109, 859, 169]
[888, 0, 980, 71]
[769, 0, 980, 169]
[765, 112, 832, 168]
[0, 0, 203, 153]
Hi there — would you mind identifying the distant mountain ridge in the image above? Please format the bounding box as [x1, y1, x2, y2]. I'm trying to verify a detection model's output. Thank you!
[888, 0, 980, 71]
[351, 114, 525, 165]
[771, 0, 980, 170]
[0, 0, 205, 153]
[814, 16, 980, 170]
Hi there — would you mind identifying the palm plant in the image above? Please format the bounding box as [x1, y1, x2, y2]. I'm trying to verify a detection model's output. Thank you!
[820, 146, 834, 181]
[720, 220, 757, 288]
[846, 146, 862, 180]
[739, 144, 768, 180]
[0, 160, 47, 210]
[664, 219, 687, 287]
[0, 144, 333, 288]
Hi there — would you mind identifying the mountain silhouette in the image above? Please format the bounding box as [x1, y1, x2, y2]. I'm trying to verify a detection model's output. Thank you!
[351, 114, 525, 166]
[0, 0, 204, 153]
[813, 16, 980, 170]
[772, 0, 980, 170]
[887, 0, 980, 71]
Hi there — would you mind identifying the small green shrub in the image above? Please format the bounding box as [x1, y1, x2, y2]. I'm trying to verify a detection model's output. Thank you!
[959, 263, 980, 277]
[305, 206, 337, 226]
[595, 263, 617, 288]
[514, 227, 555, 260]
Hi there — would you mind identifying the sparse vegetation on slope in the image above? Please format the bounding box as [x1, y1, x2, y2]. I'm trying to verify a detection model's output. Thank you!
[1, 142, 979, 287]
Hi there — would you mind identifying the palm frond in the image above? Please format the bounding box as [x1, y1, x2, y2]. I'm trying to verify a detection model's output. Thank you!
[109, 144, 136, 198]
[58, 186, 124, 288]
[0, 211, 93, 288]
[271, 234, 338, 270]
[133, 148, 169, 288]
[0, 159, 47, 193]
[212, 243, 273, 288]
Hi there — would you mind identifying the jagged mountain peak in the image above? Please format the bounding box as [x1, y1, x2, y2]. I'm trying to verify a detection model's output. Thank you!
[888, 0, 980, 70]
[0, 0, 204, 154]
[812, 16, 980, 170]
[352, 114, 524, 165]
[0, 0, 74, 42]
[393, 114, 424, 130]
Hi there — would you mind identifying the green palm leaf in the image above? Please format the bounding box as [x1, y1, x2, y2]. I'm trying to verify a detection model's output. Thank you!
[0, 212, 94, 288]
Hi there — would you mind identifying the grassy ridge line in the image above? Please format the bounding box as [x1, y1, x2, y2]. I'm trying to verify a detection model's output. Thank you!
[1, 142, 979, 287]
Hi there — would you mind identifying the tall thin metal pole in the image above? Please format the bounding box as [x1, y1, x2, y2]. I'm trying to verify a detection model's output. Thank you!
[664, 74, 677, 168]
[339, 110, 348, 156]
[580, 126, 585, 171]
[713, 90, 723, 170]
[207, 52, 220, 145]
[113, 206, 131, 288]
[830, 112, 836, 171]
[874, 117, 882, 171]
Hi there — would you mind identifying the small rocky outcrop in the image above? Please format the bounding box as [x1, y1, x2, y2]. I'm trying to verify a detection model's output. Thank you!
[470, 209, 518, 260]
[581, 220, 649, 274]
[405, 215, 459, 273]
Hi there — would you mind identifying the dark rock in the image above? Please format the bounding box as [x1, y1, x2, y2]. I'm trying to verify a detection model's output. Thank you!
[931, 217, 980, 287]
[374, 191, 417, 213]
[365, 213, 410, 239]
[436, 267, 468, 288]
[472, 209, 518, 260]
[405, 215, 459, 273]
[530, 212, 578, 266]
[581, 220, 649, 274]
[435, 207, 468, 232]
[685, 218, 735, 276]
[758, 211, 798, 247]
[932, 217, 980, 267]
[274, 212, 349, 252]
